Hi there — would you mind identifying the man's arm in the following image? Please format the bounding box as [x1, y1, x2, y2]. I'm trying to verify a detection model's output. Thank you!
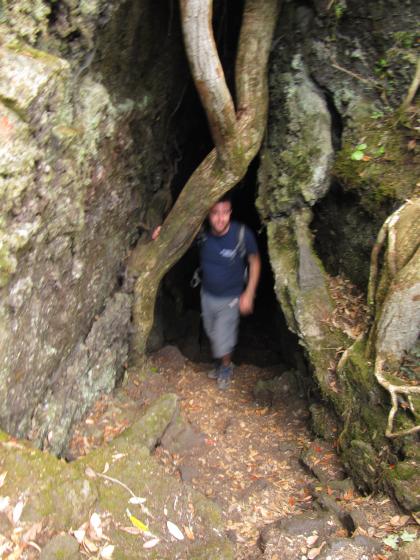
[239, 253, 261, 315]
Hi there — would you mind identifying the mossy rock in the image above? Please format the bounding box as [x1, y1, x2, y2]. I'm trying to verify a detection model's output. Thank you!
[341, 440, 379, 492]
[333, 114, 417, 214]
[0, 438, 98, 530]
[309, 403, 340, 442]
[385, 460, 420, 512]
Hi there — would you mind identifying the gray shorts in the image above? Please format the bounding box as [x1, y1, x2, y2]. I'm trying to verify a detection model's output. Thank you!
[200, 290, 240, 358]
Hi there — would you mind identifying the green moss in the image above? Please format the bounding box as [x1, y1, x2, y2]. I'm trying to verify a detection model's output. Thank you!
[334, 114, 417, 214]
[341, 339, 375, 393]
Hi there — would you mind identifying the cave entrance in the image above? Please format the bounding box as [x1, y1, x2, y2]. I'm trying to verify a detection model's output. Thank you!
[152, 158, 300, 370]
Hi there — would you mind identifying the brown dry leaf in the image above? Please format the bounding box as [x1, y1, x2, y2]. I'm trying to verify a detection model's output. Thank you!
[306, 534, 319, 546]
[119, 525, 143, 535]
[183, 526, 195, 540]
[82, 536, 99, 553]
[308, 541, 326, 559]
[22, 521, 43, 543]
[407, 139, 416, 151]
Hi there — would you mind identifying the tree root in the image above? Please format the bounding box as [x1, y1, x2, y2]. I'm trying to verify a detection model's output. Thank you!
[401, 56, 420, 111]
[130, 0, 280, 358]
[375, 357, 420, 439]
[367, 200, 413, 308]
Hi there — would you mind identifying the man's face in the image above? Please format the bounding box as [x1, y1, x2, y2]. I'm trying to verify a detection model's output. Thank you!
[209, 201, 232, 236]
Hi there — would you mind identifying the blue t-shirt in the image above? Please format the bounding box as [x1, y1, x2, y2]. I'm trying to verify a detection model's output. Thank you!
[200, 221, 258, 297]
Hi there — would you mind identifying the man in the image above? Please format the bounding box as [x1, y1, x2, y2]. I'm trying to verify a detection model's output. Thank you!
[200, 196, 260, 389]
[152, 195, 261, 390]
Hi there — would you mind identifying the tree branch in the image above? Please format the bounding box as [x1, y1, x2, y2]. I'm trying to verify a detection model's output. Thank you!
[179, 0, 238, 159]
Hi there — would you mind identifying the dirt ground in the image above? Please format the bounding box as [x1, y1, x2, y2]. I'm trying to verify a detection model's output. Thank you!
[68, 344, 419, 559]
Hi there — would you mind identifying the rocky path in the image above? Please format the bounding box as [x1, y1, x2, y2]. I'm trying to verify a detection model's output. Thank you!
[68, 345, 419, 560]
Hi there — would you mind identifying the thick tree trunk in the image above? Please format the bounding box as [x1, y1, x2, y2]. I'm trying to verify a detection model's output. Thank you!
[129, 0, 280, 362]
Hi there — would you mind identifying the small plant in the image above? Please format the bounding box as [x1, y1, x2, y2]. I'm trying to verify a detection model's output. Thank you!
[334, 1, 346, 20]
[383, 530, 417, 550]
[393, 31, 416, 49]
[350, 143, 367, 161]
[371, 110, 384, 120]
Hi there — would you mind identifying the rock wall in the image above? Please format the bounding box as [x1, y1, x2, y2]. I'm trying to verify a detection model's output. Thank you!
[258, 0, 419, 511]
[0, 0, 187, 454]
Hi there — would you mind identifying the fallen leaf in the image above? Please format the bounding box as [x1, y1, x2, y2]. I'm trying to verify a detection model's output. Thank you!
[74, 527, 86, 543]
[102, 462, 110, 474]
[12, 500, 25, 524]
[100, 544, 115, 559]
[126, 509, 150, 533]
[119, 526, 142, 535]
[0, 472, 7, 487]
[0, 496, 10, 512]
[85, 467, 97, 478]
[90, 512, 103, 539]
[184, 526, 195, 540]
[167, 520, 184, 540]
[112, 452, 127, 461]
[306, 534, 319, 546]
[83, 536, 99, 553]
[308, 542, 326, 559]
[128, 496, 146, 505]
[143, 538, 160, 549]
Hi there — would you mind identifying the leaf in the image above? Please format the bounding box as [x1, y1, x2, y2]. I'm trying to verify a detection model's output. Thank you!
[400, 530, 416, 543]
[83, 536, 99, 553]
[74, 527, 86, 544]
[102, 462, 110, 474]
[85, 467, 97, 478]
[357, 143, 367, 150]
[143, 538, 160, 549]
[112, 453, 127, 461]
[12, 500, 24, 524]
[167, 520, 184, 540]
[351, 150, 364, 161]
[90, 512, 103, 539]
[0, 472, 7, 487]
[119, 526, 142, 535]
[383, 534, 399, 550]
[0, 496, 10, 512]
[306, 534, 319, 546]
[128, 496, 146, 505]
[100, 544, 115, 559]
[126, 509, 150, 533]
[184, 526, 195, 540]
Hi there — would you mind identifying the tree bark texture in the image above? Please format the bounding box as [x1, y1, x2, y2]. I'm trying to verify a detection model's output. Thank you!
[129, 0, 280, 361]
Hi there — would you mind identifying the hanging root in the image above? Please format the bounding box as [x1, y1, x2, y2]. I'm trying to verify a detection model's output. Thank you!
[375, 357, 420, 438]
[367, 200, 413, 309]
[401, 56, 420, 111]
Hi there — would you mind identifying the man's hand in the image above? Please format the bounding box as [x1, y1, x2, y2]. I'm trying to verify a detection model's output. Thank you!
[239, 290, 255, 315]
[151, 225, 161, 240]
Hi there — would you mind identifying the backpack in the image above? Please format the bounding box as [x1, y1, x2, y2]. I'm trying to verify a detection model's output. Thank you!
[190, 224, 247, 288]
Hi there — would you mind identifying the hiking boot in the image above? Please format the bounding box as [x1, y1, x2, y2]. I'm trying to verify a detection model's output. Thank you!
[217, 364, 233, 390]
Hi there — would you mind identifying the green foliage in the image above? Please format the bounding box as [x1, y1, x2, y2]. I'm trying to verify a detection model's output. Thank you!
[383, 530, 417, 550]
[393, 31, 416, 49]
[334, 1, 346, 20]
[350, 143, 367, 161]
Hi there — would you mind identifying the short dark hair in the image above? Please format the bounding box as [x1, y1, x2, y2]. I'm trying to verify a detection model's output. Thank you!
[217, 193, 232, 205]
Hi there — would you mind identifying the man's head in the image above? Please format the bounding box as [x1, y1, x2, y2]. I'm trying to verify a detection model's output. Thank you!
[209, 196, 232, 236]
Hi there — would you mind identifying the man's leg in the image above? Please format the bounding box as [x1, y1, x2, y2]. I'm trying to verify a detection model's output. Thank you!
[201, 292, 240, 386]
[212, 296, 240, 389]
[201, 290, 221, 378]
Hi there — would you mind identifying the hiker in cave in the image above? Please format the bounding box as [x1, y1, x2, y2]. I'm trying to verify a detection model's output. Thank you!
[153, 196, 261, 389]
